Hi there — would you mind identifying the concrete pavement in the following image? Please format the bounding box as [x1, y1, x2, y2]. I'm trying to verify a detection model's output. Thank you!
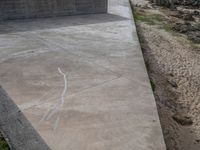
[0, 0, 166, 149]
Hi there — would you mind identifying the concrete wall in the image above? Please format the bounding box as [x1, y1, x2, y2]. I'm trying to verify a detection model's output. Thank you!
[0, 0, 108, 21]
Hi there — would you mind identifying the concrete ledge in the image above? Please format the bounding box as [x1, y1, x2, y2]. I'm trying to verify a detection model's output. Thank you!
[0, 86, 51, 150]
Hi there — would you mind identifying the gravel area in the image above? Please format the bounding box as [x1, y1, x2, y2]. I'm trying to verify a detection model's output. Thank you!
[131, 0, 200, 149]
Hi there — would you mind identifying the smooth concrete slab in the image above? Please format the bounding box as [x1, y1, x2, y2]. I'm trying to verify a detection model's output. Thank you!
[0, 0, 166, 149]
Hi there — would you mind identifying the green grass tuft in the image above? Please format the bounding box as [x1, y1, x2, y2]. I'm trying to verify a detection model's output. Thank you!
[150, 80, 156, 92]
[134, 9, 165, 25]
[0, 135, 9, 150]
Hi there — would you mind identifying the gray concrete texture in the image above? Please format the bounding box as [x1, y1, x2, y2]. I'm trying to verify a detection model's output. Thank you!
[0, 0, 166, 149]
[0, 0, 107, 21]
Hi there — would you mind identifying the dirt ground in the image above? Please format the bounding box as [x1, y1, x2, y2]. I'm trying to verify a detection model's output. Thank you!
[131, 0, 200, 150]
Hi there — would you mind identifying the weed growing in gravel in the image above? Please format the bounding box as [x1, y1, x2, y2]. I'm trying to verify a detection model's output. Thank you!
[0, 134, 9, 150]
[134, 9, 165, 25]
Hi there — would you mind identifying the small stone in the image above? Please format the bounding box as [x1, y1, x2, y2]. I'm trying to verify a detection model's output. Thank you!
[169, 73, 174, 77]
[193, 11, 200, 16]
[183, 14, 194, 21]
[168, 80, 178, 88]
[172, 113, 193, 126]
[187, 31, 200, 43]
[173, 23, 188, 33]
[196, 139, 200, 143]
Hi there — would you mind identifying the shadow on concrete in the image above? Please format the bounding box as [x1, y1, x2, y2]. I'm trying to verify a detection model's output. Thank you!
[0, 13, 129, 34]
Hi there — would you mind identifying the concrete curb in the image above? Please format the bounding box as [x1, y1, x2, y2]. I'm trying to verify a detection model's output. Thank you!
[0, 86, 51, 150]
[128, 0, 167, 149]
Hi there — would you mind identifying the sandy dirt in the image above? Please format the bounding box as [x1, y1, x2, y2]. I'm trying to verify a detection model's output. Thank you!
[131, 0, 200, 150]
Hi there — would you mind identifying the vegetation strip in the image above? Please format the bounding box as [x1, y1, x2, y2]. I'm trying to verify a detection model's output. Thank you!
[0, 133, 9, 150]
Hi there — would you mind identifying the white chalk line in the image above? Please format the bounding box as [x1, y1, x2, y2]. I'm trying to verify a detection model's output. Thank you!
[45, 67, 67, 120]
[58, 67, 67, 107]
[37, 67, 67, 130]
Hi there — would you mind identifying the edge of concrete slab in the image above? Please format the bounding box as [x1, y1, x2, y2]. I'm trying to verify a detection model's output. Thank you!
[0, 86, 51, 150]
[128, 0, 167, 149]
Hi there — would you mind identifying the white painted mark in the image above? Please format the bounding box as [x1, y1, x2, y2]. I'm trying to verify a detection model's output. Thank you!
[58, 67, 67, 107]
[37, 67, 67, 130]
[45, 68, 67, 120]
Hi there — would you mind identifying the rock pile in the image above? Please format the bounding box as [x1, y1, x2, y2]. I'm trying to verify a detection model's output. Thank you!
[173, 22, 200, 43]
[175, 0, 200, 7]
[151, 0, 200, 8]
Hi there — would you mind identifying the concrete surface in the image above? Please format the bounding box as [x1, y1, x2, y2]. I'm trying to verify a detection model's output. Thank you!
[0, 0, 107, 21]
[0, 0, 166, 149]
